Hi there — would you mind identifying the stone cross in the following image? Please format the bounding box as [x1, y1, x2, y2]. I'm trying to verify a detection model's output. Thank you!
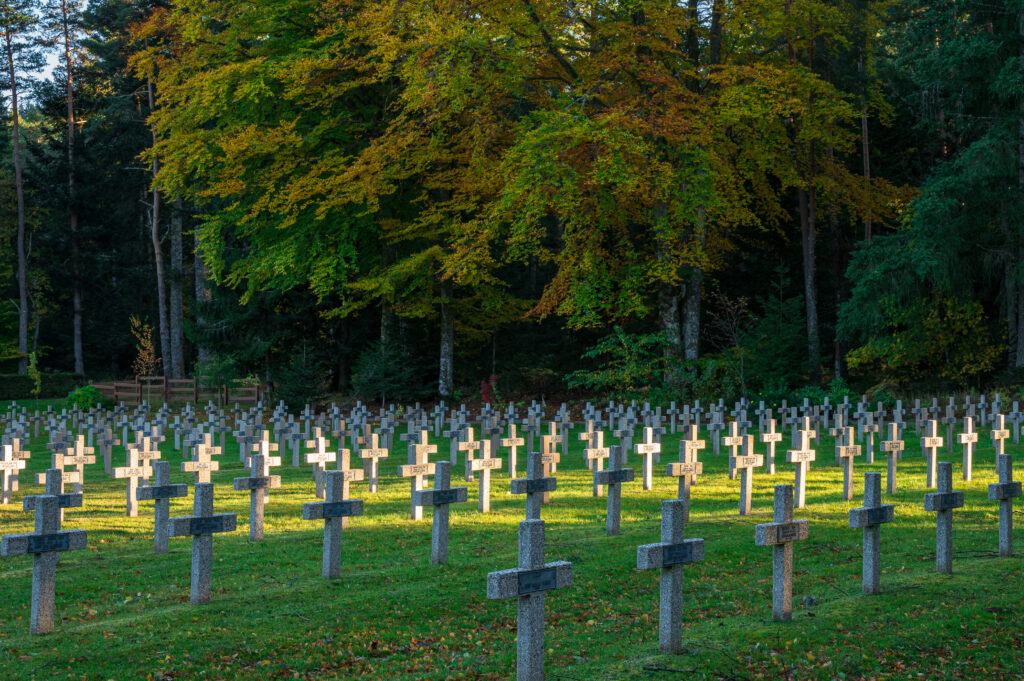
[636, 499, 705, 654]
[25, 469, 83, 523]
[233, 453, 282, 541]
[836, 427, 862, 501]
[732, 435, 763, 516]
[635, 426, 661, 491]
[921, 420, 944, 489]
[595, 445, 635, 536]
[881, 423, 904, 494]
[459, 426, 482, 482]
[860, 413, 879, 464]
[413, 461, 469, 564]
[112, 446, 154, 517]
[302, 470, 365, 578]
[761, 419, 782, 475]
[511, 452, 557, 520]
[667, 426, 704, 521]
[471, 440, 502, 513]
[137, 461, 188, 553]
[0, 443, 27, 505]
[958, 417, 978, 482]
[1, 494, 88, 634]
[987, 455, 1021, 558]
[167, 482, 237, 604]
[359, 432, 389, 494]
[754, 484, 809, 621]
[785, 428, 816, 509]
[923, 461, 964, 574]
[723, 421, 744, 480]
[501, 424, 525, 479]
[182, 440, 221, 485]
[97, 428, 120, 475]
[399, 429, 436, 521]
[62, 435, 96, 495]
[486, 519, 572, 681]
[304, 433, 337, 498]
[538, 437, 560, 505]
[849, 471, 895, 594]
[584, 430, 611, 497]
[990, 414, 1010, 458]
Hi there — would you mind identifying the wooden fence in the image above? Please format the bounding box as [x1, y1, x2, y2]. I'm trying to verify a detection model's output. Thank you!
[90, 377, 264, 406]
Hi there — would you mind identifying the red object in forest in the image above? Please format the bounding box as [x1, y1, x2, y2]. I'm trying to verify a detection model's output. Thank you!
[481, 375, 497, 405]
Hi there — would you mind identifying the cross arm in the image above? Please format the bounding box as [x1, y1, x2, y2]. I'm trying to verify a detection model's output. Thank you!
[1, 529, 87, 557]
[637, 538, 705, 570]
[486, 561, 572, 599]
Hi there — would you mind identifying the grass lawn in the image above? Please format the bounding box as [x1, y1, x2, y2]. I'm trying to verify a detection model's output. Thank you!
[0, 410, 1021, 680]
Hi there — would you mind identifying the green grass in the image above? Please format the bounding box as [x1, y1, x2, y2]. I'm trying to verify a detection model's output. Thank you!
[0, 416, 1022, 680]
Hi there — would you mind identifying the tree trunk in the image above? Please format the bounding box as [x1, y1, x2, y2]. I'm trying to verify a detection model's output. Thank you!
[148, 78, 170, 377]
[658, 282, 681, 378]
[170, 198, 185, 378]
[193, 232, 213, 369]
[799, 178, 822, 383]
[5, 30, 28, 374]
[682, 268, 702, 360]
[860, 57, 872, 244]
[438, 278, 454, 397]
[61, 0, 83, 375]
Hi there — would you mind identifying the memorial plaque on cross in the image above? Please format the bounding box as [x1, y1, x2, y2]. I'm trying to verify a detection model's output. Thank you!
[636, 499, 705, 654]
[1, 495, 88, 634]
[667, 425, 704, 521]
[880, 422, 904, 495]
[849, 472, 895, 594]
[399, 429, 436, 521]
[836, 426, 862, 501]
[923, 461, 964, 574]
[723, 421, 744, 480]
[584, 430, 611, 498]
[458, 426, 482, 482]
[233, 453, 282, 541]
[920, 420, 944, 489]
[412, 461, 469, 564]
[167, 482, 237, 604]
[635, 426, 661, 492]
[501, 423, 526, 479]
[785, 427, 816, 509]
[988, 454, 1022, 558]
[754, 485, 809, 621]
[471, 440, 503, 513]
[486, 519, 572, 681]
[137, 460, 188, 553]
[958, 416, 979, 482]
[595, 445, 635, 536]
[761, 419, 782, 475]
[990, 413, 1010, 459]
[731, 435, 763, 516]
[302, 470, 365, 578]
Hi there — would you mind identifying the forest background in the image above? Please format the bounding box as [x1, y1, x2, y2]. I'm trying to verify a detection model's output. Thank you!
[2, 0, 1023, 407]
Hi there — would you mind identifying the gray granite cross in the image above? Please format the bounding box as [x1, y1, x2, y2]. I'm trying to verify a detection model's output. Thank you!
[924, 461, 964, 574]
[921, 420, 944, 489]
[1, 494, 88, 634]
[412, 461, 468, 564]
[987, 455, 1021, 558]
[595, 445, 634, 536]
[167, 482, 237, 604]
[849, 471, 894, 594]
[233, 453, 282, 541]
[511, 452, 557, 520]
[637, 499, 705, 654]
[303, 470, 365, 578]
[667, 425, 704, 521]
[137, 460, 188, 553]
[723, 421, 744, 480]
[755, 484, 809, 621]
[24, 469, 83, 524]
[486, 519, 572, 681]
[881, 423, 904, 494]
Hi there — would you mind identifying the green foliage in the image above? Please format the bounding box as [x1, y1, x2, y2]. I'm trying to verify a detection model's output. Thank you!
[64, 385, 103, 409]
[27, 352, 41, 399]
[566, 328, 672, 397]
[0, 373, 86, 400]
[271, 346, 328, 411]
[350, 342, 419, 405]
[195, 354, 239, 405]
[672, 354, 744, 405]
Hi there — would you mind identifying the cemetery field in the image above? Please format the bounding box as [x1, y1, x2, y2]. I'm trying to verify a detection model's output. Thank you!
[0, 423, 1021, 680]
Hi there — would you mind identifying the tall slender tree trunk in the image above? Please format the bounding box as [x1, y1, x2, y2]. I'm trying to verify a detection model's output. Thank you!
[193, 232, 213, 369]
[59, 0, 83, 375]
[682, 266, 702, 360]
[860, 57, 872, 244]
[170, 198, 185, 378]
[1016, 8, 1024, 368]
[798, 153, 822, 382]
[5, 30, 28, 375]
[147, 78, 170, 377]
[438, 278, 454, 398]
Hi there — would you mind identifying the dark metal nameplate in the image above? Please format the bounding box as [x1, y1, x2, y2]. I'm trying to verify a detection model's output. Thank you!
[323, 502, 355, 518]
[433, 489, 460, 505]
[28, 533, 70, 553]
[606, 470, 630, 484]
[190, 516, 226, 534]
[57, 494, 78, 508]
[866, 507, 890, 525]
[931, 493, 959, 509]
[517, 567, 558, 595]
[663, 543, 693, 566]
[525, 479, 549, 493]
[149, 486, 180, 500]
[776, 523, 801, 542]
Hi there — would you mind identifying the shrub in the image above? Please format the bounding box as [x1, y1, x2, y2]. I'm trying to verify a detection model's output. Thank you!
[351, 342, 419, 404]
[65, 385, 104, 410]
[271, 345, 328, 410]
[0, 373, 87, 400]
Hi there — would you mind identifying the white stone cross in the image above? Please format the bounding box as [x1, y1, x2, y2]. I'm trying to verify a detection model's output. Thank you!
[399, 429, 436, 521]
[723, 421, 744, 480]
[667, 425, 704, 521]
[921, 420, 944, 489]
[785, 428, 816, 509]
[304, 432, 337, 498]
[302, 470, 365, 578]
[881, 422, 904, 494]
[584, 430, 611, 497]
[836, 426, 862, 501]
[731, 435, 763, 516]
[958, 417, 978, 481]
[754, 484, 809, 621]
[761, 419, 782, 474]
[636, 499, 705, 653]
[459, 426, 482, 482]
[0, 443, 27, 505]
[987, 455, 1021, 558]
[167, 482, 237, 604]
[359, 432, 389, 494]
[233, 453, 282, 541]
[412, 461, 468, 564]
[924, 461, 964, 574]
[635, 426, 661, 491]
[137, 460, 188, 554]
[486, 519, 572, 681]
[471, 440, 502, 513]
[848, 471, 894, 594]
[990, 413, 1010, 458]
[62, 435, 96, 495]
[1, 494, 88, 634]
[501, 423, 525, 479]
[112, 446, 154, 517]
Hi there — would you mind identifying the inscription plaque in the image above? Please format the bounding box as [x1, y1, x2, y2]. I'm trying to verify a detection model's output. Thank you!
[517, 566, 558, 595]
[27, 533, 70, 554]
[190, 516, 226, 535]
[662, 542, 693, 566]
